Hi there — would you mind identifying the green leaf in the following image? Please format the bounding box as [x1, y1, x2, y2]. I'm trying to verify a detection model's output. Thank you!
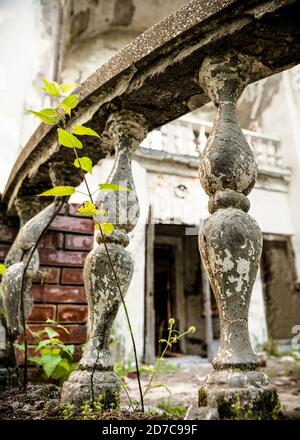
[38, 186, 76, 197]
[40, 354, 62, 378]
[59, 83, 78, 94]
[95, 223, 114, 235]
[61, 94, 78, 115]
[59, 359, 71, 372]
[27, 110, 57, 125]
[40, 108, 57, 117]
[14, 342, 25, 352]
[72, 125, 100, 139]
[44, 327, 59, 338]
[40, 79, 61, 97]
[28, 356, 44, 366]
[49, 338, 64, 347]
[74, 156, 93, 174]
[77, 201, 97, 216]
[58, 128, 82, 149]
[34, 339, 51, 352]
[46, 319, 70, 333]
[63, 345, 75, 356]
[98, 183, 131, 192]
[0, 264, 6, 276]
[141, 365, 155, 374]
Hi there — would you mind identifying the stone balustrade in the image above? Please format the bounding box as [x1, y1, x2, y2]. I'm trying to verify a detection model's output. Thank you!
[1, 0, 300, 419]
[141, 116, 289, 176]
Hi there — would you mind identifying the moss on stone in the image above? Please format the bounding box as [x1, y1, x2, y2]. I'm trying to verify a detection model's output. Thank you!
[198, 387, 207, 407]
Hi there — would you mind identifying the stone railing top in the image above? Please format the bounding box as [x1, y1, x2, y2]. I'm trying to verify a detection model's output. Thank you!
[2, 0, 300, 214]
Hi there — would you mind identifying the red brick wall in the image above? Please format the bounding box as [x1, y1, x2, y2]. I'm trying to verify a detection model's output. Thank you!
[0, 203, 93, 362]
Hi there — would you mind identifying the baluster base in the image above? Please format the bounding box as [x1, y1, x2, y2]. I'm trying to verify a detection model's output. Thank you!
[198, 370, 281, 419]
[61, 368, 120, 408]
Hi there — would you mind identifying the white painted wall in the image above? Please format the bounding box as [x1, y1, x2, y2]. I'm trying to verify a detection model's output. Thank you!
[0, 0, 60, 193]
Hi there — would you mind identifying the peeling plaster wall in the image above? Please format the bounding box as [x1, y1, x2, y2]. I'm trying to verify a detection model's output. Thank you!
[0, 0, 61, 193]
[62, 30, 140, 84]
[236, 68, 300, 279]
[62, 0, 189, 50]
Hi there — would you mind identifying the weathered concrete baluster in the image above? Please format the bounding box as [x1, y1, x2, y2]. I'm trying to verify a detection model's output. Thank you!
[197, 52, 280, 419]
[2, 200, 58, 340]
[61, 110, 148, 407]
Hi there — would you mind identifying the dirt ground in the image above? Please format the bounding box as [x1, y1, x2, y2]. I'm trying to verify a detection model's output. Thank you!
[0, 354, 299, 419]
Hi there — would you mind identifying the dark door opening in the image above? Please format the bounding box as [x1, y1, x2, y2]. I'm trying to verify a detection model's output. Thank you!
[154, 245, 176, 355]
[147, 224, 218, 358]
[261, 235, 300, 340]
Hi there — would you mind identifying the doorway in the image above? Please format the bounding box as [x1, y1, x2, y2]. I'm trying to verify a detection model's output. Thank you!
[144, 223, 218, 361]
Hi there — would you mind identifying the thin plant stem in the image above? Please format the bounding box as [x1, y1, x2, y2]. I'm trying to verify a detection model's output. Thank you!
[143, 321, 174, 399]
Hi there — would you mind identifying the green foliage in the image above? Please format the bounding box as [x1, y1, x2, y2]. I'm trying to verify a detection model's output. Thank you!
[61, 95, 79, 115]
[143, 318, 196, 399]
[95, 222, 114, 235]
[59, 83, 78, 94]
[15, 319, 77, 385]
[114, 359, 137, 377]
[98, 183, 131, 192]
[264, 339, 279, 357]
[77, 201, 98, 216]
[141, 360, 178, 375]
[81, 396, 104, 420]
[58, 128, 82, 149]
[40, 79, 61, 97]
[0, 263, 6, 276]
[72, 125, 100, 138]
[230, 396, 254, 420]
[271, 401, 283, 420]
[74, 156, 93, 174]
[27, 109, 57, 125]
[61, 403, 76, 420]
[156, 399, 187, 418]
[28, 79, 144, 409]
[38, 186, 76, 197]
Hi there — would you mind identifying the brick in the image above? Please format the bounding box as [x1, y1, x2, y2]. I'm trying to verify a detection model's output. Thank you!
[58, 305, 88, 323]
[50, 215, 94, 234]
[61, 268, 83, 285]
[65, 234, 93, 251]
[25, 324, 87, 344]
[68, 204, 82, 217]
[39, 231, 64, 249]
[32, 267, 60, 284]
[0, 244, 10, 260]
[0, 225, 18, 243]
[39, 249, 87, 267]
[58, 203, 69, 215]
[15, 347, 37, 366]
[27, 305, 56, 323]
[74, 345, 84, 362]
[31, 285, 87, 304]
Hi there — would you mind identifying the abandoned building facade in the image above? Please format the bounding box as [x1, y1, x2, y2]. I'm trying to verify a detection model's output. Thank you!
[1, 0, 300, 417]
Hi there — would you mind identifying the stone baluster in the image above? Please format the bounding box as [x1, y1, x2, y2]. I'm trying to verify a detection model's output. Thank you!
[196, 51, 280, 419]
[61, 110, 148, 407]
[2, 199, 59, 340]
